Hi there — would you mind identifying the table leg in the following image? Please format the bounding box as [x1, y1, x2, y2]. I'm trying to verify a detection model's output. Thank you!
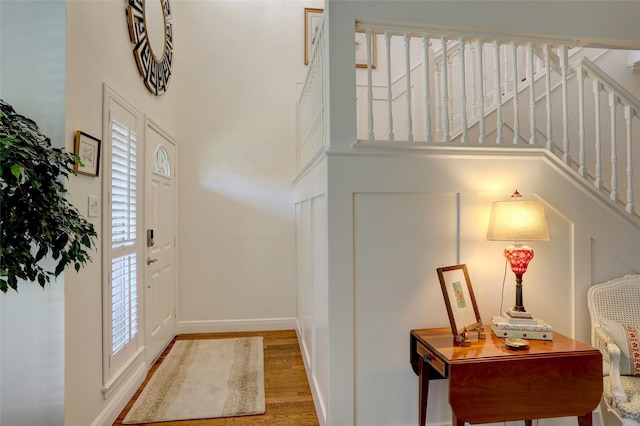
[578, 413, 593, 426]
[418, 356, 430, 426]
[452, 412, 465, 426]
[525, 420, 533, 426]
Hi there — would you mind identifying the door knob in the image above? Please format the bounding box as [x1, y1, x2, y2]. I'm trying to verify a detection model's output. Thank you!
[147, 257, 158, 265]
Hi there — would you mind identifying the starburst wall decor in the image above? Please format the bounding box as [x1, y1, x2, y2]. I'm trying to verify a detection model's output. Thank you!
[126, 0, 173, 96]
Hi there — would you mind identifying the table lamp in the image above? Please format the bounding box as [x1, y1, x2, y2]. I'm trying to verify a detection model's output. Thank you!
[487, 190, 553, 340]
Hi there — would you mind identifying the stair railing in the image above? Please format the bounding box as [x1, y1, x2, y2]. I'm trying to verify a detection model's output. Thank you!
[351, 23, 639, 219]
[297, 14, 326, 174]
[296, 20, 640, 220]
[573, 57, 640, 214]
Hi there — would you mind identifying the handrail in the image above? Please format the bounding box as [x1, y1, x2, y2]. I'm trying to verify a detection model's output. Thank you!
[579, 57, 640, 119]
[543, 51, 640, 118]
[355, 21, 579, 47]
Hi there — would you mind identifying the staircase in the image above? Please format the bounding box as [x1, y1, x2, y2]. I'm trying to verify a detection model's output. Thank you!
[294, 12, 640, 426]
[297, 20, 640, 223]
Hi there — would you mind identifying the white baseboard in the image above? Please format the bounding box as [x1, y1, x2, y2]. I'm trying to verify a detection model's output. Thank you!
[177, 317, 297, 334]
[90, 361, 147, 426]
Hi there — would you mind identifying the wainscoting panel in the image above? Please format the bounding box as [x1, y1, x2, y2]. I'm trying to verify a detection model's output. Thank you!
[296, 199, 312, 365]
[353, 192, 459, 426]
[311, 194, 329, 423]
[295, 193, 329, 425]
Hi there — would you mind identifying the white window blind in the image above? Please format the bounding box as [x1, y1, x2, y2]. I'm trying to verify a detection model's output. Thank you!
[110, 120, 138, 356]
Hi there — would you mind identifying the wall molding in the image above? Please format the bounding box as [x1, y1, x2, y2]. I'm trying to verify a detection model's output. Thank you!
[91, 361, 147, 426]
[101, 347, 145, 399]
[177, 317, 297, 334]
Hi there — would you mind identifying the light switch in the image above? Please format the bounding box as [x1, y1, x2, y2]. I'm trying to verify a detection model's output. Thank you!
[88, 196, 99, 217]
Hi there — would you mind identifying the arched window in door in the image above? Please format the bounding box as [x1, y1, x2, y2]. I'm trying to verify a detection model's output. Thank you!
[154, 146, 171, 177]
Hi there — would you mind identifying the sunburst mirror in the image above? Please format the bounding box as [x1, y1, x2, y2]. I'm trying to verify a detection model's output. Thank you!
[126, 0, 173, 96]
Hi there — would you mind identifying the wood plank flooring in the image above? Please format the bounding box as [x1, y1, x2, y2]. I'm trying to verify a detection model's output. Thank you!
[113, 330, 319, 426]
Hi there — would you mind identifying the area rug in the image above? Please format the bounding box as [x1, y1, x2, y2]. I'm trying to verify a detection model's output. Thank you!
[123, 337, 265, 424]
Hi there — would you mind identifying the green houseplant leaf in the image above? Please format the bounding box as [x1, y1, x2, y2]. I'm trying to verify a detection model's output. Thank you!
[0, 99, 97, 293]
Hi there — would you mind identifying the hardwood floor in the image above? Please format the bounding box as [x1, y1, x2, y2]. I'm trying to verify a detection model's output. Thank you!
[113, 330, 319, 426]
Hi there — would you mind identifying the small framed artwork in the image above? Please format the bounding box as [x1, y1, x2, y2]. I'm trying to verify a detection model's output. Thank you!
[355, 30, 376, 69]
[437, 264, 482, 337]
[74, 131, 101, 177]
[304, 8, 323, 65]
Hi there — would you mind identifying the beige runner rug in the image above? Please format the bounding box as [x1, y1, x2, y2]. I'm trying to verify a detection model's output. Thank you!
[123, 337, 265, 424]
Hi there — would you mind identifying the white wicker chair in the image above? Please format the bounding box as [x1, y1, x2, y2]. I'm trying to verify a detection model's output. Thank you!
[588, 275, 640, 426]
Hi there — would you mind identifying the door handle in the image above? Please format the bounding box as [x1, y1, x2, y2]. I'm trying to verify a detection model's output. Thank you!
[147, 257, 158, 265]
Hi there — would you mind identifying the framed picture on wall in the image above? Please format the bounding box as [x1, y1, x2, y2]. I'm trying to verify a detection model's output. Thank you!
[355, 29, 376, 69]
[437, 264, 482, 337]
[304, 8, 323, 65]
[74, 131, 101, 177]
[304, 8, 376, 69]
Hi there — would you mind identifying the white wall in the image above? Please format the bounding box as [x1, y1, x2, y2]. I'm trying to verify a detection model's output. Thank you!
[173, 1, 303, 333]
[0, 2, 66, 425]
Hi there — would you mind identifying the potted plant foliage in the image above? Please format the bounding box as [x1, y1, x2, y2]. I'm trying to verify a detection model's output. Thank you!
[0, 99, 97, 293]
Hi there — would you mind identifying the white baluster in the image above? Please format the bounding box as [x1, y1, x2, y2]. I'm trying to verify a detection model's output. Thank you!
[512, 42, 519, 144]
[502, 44, 509, 95]
[460, 38, 468, 143]
[593, 81, 602, 190]
[470, 42, 477, 118]
[477, 39, 485, 144]
[447, 49, 454, 133]
[435, 60, 442, 139]
[494, 41, 503, 144]
[610, 93, 618, 202]
[625, 105, 634, 213]
[385, 31, 394, 141]
[577, 67, 586, 177]
[441, 36, 450, 142]
[527, 43, 536, 145]
[422, 35, 432, 142]
[366, 29, 375, 141]
[544, 44, 552, 150]
[560, 45, 569, 163]
[404, 33, 414, 142]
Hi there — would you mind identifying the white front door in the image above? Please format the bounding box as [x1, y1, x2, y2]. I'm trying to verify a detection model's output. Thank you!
[144, 118, 177, 363]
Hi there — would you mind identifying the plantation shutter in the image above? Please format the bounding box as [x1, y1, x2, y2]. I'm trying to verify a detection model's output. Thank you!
[110, 120, 138, 355]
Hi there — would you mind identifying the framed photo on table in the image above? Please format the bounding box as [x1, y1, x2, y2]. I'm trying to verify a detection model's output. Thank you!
[437, 264, 482, 337]
[74, 131, 101, 177]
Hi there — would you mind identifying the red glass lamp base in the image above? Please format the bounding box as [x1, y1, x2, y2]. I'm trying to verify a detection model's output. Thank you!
[504, 243, 534, 313]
